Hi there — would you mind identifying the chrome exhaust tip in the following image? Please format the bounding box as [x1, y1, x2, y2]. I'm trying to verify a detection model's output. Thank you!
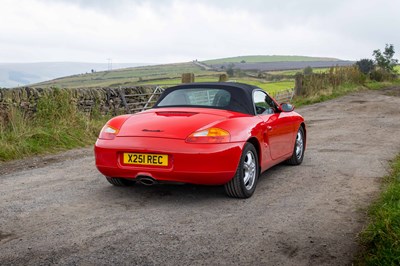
[137, 176, 157, 186]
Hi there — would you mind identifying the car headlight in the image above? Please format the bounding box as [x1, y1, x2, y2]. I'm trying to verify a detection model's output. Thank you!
[186, 127, 230, 143]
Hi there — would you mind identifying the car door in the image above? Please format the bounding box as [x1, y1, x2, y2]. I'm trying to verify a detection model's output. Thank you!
[253, 90, 294, 160]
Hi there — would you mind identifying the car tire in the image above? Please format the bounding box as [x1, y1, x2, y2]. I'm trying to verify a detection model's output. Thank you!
[286, 126, 305, 165]
[224, 143, 259, 198]
[106, 177, 135, 186]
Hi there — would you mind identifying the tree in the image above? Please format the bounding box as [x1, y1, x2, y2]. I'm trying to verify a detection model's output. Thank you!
[303, 66, 313, 75]
[355, 59, 374, 74]
[373, 44, 399, 73]
[226, 63, 235, 76]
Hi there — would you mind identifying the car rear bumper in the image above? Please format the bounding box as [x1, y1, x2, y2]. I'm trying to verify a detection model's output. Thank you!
[94, 137, 244, 185]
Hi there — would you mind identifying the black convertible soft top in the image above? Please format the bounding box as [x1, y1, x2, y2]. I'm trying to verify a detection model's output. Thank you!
[154, 82, 261, 115]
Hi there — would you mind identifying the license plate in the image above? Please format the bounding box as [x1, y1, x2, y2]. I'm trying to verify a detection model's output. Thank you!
[123, 153, 168, 166]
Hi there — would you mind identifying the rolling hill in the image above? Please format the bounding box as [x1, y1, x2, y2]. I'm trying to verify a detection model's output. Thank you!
[0, 62, 148, 88]
[8, 55, 354, 89]
[202, 55, 341, 64]
[31, 62, 219, 89]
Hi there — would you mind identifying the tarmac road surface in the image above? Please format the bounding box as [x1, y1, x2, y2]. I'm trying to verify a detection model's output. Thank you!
[1, 87, 400, 265]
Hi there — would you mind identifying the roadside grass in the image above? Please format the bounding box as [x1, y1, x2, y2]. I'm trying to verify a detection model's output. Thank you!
[292, 83, 366, 107]
[356, 154, 400, 265]
[292, 78, 400, 107]
[291, 63, 400, 107]
[365, 79, 400, 90]
[0, 90, 108, 161]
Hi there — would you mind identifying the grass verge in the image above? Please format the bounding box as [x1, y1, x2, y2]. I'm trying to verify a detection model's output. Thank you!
[365, 79, 400, 90]
[292, 83, 366, 107]
[292, 79, 400, 107]
[356, 154, 400, 265]
[0, 90, 109, 161]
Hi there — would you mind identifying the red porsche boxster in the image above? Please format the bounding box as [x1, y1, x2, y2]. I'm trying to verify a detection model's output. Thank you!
[95, 82, 306, 198]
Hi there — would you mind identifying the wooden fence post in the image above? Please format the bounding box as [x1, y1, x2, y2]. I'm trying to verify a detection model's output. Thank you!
[219, 74, 228, 82]
[182, 73, 195, 83]
[294, 74, 303, 96]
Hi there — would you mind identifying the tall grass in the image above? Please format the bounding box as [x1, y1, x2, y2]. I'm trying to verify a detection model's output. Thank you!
[0, 89, 108, 161]
[293, 66, 367, 106]
[300, 66, 365, 96]
[356, 154, 400, 265]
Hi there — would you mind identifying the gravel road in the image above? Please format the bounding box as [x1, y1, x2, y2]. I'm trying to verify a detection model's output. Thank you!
[1, 87, 400, 265]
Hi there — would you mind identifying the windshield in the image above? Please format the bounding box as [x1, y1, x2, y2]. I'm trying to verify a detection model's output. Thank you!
[157, 88, 231, 108]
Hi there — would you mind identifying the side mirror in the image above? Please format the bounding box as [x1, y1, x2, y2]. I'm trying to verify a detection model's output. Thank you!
[279, 103, 294, 112]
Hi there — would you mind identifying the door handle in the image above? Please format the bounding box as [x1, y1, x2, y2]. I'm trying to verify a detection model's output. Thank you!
[267, 126, 272, 131]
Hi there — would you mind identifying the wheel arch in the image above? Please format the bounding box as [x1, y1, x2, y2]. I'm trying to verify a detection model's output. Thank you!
[300, 122, 306, 149]
[246, 137, 261, 173]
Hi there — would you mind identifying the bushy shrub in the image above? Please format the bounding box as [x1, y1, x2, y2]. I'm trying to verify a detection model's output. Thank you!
[300, 66, 365, 96]
[303, 66, 313, 75]
[355, 59, 375, 74]
[370, 69, 394, 82]
[370, 69, 384, 82]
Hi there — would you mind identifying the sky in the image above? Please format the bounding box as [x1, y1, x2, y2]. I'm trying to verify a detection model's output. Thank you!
[1, 0, 399, 64]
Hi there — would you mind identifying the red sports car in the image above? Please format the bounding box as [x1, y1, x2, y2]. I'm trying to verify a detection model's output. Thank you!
[95, 82, 306, 198]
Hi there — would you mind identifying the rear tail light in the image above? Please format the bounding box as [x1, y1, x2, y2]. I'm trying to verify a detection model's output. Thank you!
[186, 128, 230, 143]
[99, 125, 119, 140]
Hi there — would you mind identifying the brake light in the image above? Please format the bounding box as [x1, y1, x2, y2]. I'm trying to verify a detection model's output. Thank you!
[98, 115, 130, 140]
[186, 128, 230, 143]
[99, 125, 119, 140]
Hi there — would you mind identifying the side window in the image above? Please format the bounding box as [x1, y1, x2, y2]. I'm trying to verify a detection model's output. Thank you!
[253, 91, 275, 115]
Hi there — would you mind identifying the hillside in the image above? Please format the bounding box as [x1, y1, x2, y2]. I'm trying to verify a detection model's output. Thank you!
[32, 62, 220, 89]
[209, 60, 354, 72]
[28, 55, 353, 89]
[202, 55, 341, 64]
[0, 62, 147, 88]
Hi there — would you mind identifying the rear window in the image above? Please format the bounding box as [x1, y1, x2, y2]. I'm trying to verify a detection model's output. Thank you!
[157, 88, 231, 108]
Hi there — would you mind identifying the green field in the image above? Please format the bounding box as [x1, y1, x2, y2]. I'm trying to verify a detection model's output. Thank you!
[32, 59, 296, 95]
[30, 55, 345, 90]
[31, 55, 353, 94]
[203, 55, 340, 65]
[137, 76, 294, 95]
[33, 62, 220, 89]
[264, 67, 330, 76]
[234, 79, 294, 95]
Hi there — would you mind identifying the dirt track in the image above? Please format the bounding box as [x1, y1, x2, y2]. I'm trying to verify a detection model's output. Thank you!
[1, 88, 400, 265]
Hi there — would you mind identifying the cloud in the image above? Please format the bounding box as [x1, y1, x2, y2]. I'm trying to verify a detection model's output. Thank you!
[0, 0, 399, 63]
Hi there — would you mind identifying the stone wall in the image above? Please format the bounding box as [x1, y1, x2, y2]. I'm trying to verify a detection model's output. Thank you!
[0, 86, 163, 124]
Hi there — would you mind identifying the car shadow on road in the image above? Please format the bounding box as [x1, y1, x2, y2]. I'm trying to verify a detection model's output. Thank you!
[92, 164, 286, 206]
[95, 181, 230, 207]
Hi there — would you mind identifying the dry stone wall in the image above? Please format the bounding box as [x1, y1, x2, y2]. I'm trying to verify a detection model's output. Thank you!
[0, 86, 162, 124]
